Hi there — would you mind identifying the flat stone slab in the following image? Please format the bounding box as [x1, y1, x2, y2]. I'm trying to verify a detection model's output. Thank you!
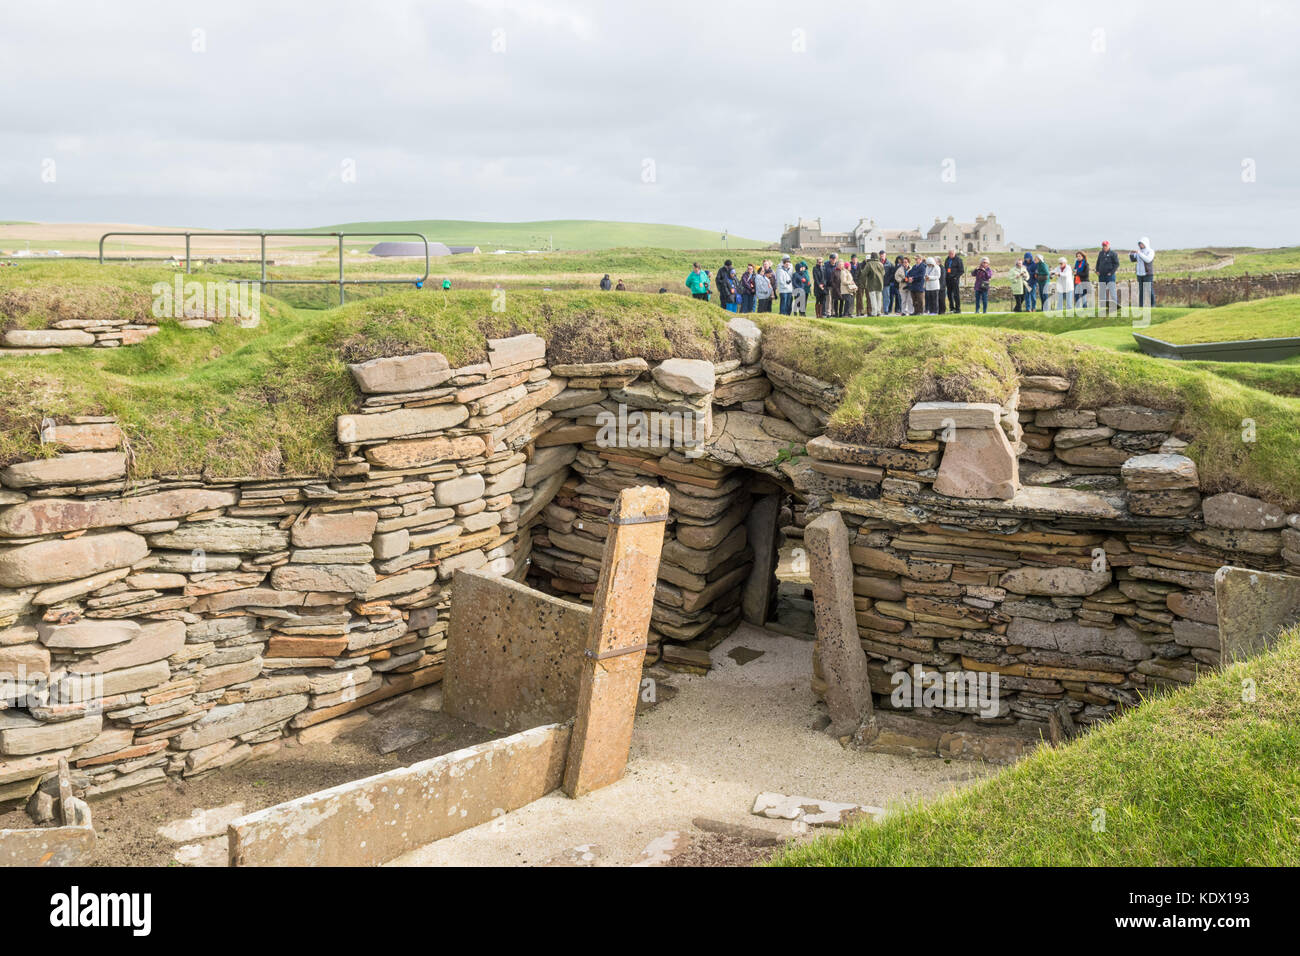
[1215, 566, 1300, 664]
[908, 401, 1001, 430]
[750, 792, 885, 828]
[0, 796, 95, 866]
[229, 722, 570, 866]
[158, 802, 246, 843]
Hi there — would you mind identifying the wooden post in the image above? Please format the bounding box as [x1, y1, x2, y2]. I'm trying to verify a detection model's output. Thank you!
[563, 486, 670, 797]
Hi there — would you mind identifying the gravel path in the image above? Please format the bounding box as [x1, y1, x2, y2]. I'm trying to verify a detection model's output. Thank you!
[390, 624, 987, 866]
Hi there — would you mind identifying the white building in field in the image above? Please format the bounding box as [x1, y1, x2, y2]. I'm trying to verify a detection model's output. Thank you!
[782, 214, 1019, 256]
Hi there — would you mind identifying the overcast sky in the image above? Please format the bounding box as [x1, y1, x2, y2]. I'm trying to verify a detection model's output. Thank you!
[2, 0, 1297, 247]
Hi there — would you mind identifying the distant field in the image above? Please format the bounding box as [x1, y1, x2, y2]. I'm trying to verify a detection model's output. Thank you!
[299, 218, 768, 251]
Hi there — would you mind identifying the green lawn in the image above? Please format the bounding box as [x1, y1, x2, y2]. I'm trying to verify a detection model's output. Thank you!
[773, 627, 1300, 867]
[1137, 295, 1300, 344]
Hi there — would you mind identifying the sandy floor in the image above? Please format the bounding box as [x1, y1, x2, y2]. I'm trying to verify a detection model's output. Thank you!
[390, 624, 986, 867]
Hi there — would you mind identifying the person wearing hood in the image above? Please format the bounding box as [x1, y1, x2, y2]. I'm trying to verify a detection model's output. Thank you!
[754, 266, 774, 313]
[1131, 238, 1156, 307]
[739, 263, 757, 313]
[1022, 253, 1037, 311]
[1053, 257, 1073, 311]
[600, 274, 613, 291]
[1095, 241, 1119, 316]
[923, 257, 942, 315]
[686, 263, 709, 300]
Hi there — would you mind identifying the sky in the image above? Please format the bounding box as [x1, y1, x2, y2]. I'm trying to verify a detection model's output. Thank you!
[2, 0, 1297, 248]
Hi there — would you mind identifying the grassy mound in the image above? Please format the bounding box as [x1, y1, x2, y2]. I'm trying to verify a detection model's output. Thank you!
[0, 262, 175, 331]
[1144, 295, 1300, 344]
[772, 627, 1300, 866]
[758, 314, 1300, 509]
[0, 289, 733, 478]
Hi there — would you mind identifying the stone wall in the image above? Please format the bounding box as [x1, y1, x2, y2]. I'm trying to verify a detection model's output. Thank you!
[0, 322, 159, 356]
[3, 315, 1299, 808]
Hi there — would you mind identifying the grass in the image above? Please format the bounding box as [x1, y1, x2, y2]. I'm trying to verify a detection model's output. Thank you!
[301, 218, 769, 251]
[0, 289, 733, 478]
[3, 263, 1298, 508]
[772, 626, 1300, 866]
[0, 261, 174, 331]
[1139, 295, 1300, 345]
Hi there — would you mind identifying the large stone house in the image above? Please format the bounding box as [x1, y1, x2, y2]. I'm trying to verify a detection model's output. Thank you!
[781, 214, 1018, 256]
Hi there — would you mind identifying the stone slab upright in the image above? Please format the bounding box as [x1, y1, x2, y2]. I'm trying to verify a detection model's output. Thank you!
[804, 510, 875, 739]
[1215, 566, 1300, 664]
[563, 486, 670, 798]
[741, 493, 781, 625]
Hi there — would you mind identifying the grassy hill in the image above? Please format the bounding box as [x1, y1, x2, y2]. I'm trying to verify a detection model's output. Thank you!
[1139, 295, 1300, 345]
[772, 626, 1300, 866]
[300, 218, 770, 251]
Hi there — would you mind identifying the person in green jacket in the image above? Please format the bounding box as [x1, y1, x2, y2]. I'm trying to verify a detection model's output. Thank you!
[685, 263, 709, 300]
[1032, 255, 1050, 312]
[862, 253, 886, 315]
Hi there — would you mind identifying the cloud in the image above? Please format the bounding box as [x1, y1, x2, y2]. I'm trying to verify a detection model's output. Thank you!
[0, 0, 1296, 246]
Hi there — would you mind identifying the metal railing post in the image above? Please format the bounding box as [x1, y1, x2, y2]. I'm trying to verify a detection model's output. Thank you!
[337, 234, 345, 306]
[260, 234, 267, 294]
[185, 233, 192, 274]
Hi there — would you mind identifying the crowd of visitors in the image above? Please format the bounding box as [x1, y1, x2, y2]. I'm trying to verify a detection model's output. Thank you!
[598, 239, 1157, 318]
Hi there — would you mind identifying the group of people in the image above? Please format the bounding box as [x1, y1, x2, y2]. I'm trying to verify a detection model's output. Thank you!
[668, 238, 1157, 317]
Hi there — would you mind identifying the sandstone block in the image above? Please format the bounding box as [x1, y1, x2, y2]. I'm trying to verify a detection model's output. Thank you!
[652, 358, 715, 397]
[337, 404, 469, 443]
[291, 511, 379, 547]
[1201, 492, 1287, 531]
[348, 352, 451, 393]
[932, 427, 1018, 501]
[1, 452, 126, 489]
[0, 531, 148, 588]
[999, 566, 1112, 596]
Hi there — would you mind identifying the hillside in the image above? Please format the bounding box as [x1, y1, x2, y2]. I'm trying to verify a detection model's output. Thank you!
[300, 218, 770, 251]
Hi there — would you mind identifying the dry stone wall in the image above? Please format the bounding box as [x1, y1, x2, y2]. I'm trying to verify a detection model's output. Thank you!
[3, 314, 1299, 807]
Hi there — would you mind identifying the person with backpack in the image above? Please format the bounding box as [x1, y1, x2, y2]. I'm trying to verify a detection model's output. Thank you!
[739, 264, 757, 313]
[972, 257, 993, 313]
[717, 260, 738, 312]
[943, 249, 965, 313]
[1095, 241, 1119, 316]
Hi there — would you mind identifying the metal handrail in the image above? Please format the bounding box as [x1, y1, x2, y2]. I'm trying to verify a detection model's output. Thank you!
[98, 230, 432, 305]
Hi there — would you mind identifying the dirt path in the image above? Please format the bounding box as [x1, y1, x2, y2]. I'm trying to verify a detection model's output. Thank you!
[389, 624, 989, 867]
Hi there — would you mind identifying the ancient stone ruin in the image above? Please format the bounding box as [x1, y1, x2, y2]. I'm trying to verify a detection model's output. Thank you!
[3, 314, 1299, 858]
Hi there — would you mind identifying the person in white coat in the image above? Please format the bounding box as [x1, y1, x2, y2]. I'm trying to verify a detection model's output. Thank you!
[923, 257, 942, 314]
[1131, 237, 1156, 308]
[1054, 257, 1073, 311]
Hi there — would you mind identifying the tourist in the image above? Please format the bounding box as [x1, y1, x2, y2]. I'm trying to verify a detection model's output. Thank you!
[716, 260, 737, 311]
[1009, 259, 1030, 312]
[1021, 253, 1037, 310]
[739, 264, 757, 313]
[685, 263, 709, 300]
[972, 257, 993, 313]
[906, 257, 927, 316]
[923, 257, 942, 315]
[1095, 240, 1119, 316]
[442, 278, 451, 290]
[614, 279, 627, 291]
[943, 248, 965, 313]
[754, 265, 774, 313]
[1073, 251, 1089, 308]
[699, 268, 710, 301]
[851, 255, 866, 316]
[838, 261, 857, 319]
[895, 257, 913, 315]
[888, 255, 904, 314]
[812, 257, 827, 317]
[1132, 237, 1155, 308]
[863, 252, 885, 316]
[1053, 257, 1073, 311]
[827, 256, 843, 316]
[793, 261, 811, 314]
[600, 274, 612, 291]
[1033, 254, 1050, 311]
[776, 255, 795, 315]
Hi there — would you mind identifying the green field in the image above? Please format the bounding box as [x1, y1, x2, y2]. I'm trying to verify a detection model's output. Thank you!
[773, 626, 1300, 867]
[299, 218, 769, 251]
